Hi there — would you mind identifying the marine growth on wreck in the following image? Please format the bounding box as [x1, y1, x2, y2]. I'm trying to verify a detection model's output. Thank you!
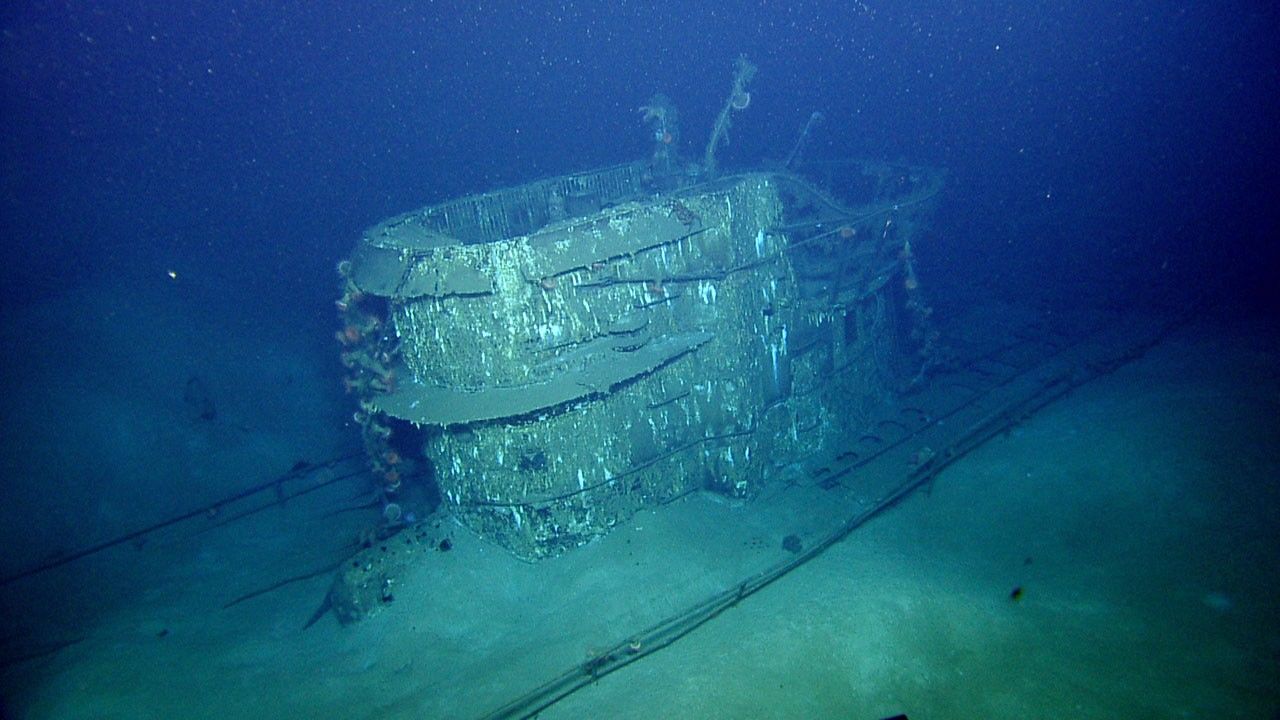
[332, 64, 944, 577]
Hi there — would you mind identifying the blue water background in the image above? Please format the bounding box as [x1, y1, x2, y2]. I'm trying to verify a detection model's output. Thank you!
[3, 1, 1275, 320]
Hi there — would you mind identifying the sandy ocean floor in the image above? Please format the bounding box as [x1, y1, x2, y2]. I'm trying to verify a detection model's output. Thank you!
[550, 320, 1280, 719]
[2, 303, 1277, 719]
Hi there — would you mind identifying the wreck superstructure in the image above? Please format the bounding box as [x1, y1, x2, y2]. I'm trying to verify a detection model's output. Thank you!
[338, 159, 943, 560]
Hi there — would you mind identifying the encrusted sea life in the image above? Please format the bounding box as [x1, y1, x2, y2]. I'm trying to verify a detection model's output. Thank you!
[331, 158, 944, 565]
[669, 199, 698, 226]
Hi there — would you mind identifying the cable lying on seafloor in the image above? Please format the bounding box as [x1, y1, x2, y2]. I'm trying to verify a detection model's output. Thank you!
[478, 313, 1187, 720]
[0, 449, 367, 588]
